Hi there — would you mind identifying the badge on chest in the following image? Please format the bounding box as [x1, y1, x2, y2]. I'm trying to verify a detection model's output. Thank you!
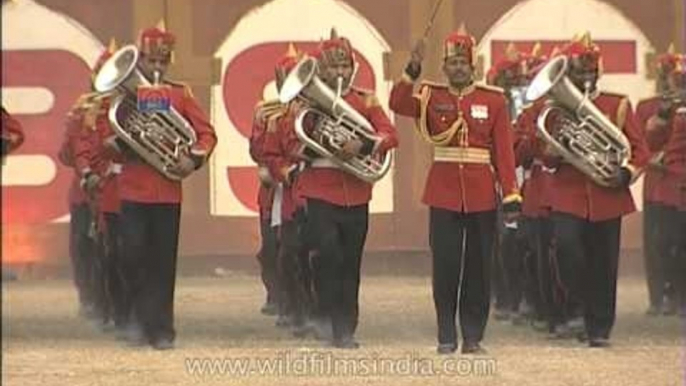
[470, 104, 489, 120]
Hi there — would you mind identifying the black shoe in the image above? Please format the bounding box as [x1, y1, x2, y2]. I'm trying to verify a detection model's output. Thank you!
[511, 312, 528, 326]
[275, 314, 293, 328]
[576, 331, 589, 342]
[117, 325, 147, 346]
[333, 337, 359, 349]
[662, 301, 677, 316]
[493, 309, 510, 321]
[292, 322, 315, 339]
[461, 341, 487, 355]
[645, 305, 661, 316]
[530, 319, 549, 332]
[436, 343, 457, 355]
[312, 319, 333, 341]
[151, 338, 175, 350]
[588, 337, 610, 348]
[551, 321, 579, 340]
[261, 301, 278, 316]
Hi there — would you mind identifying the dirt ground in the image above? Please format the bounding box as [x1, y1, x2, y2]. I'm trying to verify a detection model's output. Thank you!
[2, 275, 684, 386]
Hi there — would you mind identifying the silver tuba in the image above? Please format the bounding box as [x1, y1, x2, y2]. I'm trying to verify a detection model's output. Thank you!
[507, 85, 530, 121]
[525, 56, 632, 187]
[93, 45, 197, 181]
[278, 57, 392, 183]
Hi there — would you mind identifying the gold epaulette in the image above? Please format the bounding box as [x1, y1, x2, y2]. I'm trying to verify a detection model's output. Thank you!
[598, 91, 631, 127]
[352, 86, 380, 108]
[419, 80, 449, 90]
[476, 83, 505, 94]
[254, 99, 287, 124]
[165, 79, 194, 98]
[637, 95, 661, 107]
[351, 86, 373, 95]
[600, 91, 627, 100]
[617, 96, 630, 129]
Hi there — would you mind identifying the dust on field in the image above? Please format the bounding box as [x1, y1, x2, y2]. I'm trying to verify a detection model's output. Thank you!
[2, 276, 684, 386]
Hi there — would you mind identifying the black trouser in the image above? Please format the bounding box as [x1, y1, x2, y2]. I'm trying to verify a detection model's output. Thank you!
[120, 201, 181, 343]
[306, 198, 368, 341]
[69, 204, 97, 308]
[524, 216, 564, 328]
[258, 213, 279, 305]
[643, 202, 667, 308]
[429, 208, 496, 345]
[103, 213, 129, 327]
[552, 212, 621, 339]
[658, 205, 682, 304]
[676, 211, 686, 312]
[278, 218, 312, 324]
[499, 222, 528, 313]
[294, 208, 318, 320]
[491, 219, 509, 311]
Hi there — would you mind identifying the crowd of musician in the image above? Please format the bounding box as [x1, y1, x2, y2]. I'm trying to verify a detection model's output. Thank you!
[1, 22, 684, 353]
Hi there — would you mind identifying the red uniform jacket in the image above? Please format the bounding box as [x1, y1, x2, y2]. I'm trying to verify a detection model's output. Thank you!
[662, 113, 686, 209]
[636, 96, 672, 204]
[2, 107, 25, 153]
[260, 102, 309, 222]
[73, 101, 122, 214]
[117, 82, 217, 204]
[515, 100, 554, 217]
[295, 87, 398, 207]
[543, 92, 649, 221]
[249, 100, 283, 220]
[60, 110, 88, 206]
[390, 77, 519, 212]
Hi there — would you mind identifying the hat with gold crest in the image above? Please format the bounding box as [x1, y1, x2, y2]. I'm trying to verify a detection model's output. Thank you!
[138, 20, 176, 61]
[486, 42, 523, 85]
[656, 44, 680, 77]
[443, 23, 476, 66]
[92, 38, 118, 75]
[315, 28, 355, 64]
[275, 43, 302, 80]
[561, 31, 602, 72]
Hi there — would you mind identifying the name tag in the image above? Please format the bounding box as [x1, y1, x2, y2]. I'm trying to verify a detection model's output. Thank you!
[470, 104, 489, 119]
[433, 103, 456, 112]
[137, 85, 171, 112]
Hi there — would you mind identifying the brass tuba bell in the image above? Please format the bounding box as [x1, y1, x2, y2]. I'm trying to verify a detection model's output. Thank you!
[278, 57, 392, 183]
[525, 56, 632, 187]
[93, 45, 197, 181]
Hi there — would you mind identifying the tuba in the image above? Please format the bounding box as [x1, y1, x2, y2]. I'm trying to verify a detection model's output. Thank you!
[278, 57, 392, 183]
[525, 56, 632, 187]
[93, 45, 197, 181]
[507, 85, 530, 121]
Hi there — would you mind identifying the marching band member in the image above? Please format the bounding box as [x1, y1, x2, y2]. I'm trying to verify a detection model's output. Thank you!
[1, 108, 24, 281]
[515, 46, 573, 336]
[635, 46, 679, 316]
[1, 106, 24, 159]
[663, 99, 686, 317]
[536, 33, 649, 347]
[260, 44, 316, 336]
[487, 42, 532, 326]
[58, 46, 117, 320]
[645, 55, 686, 318]
[390, 25, 521, 354]
[114, 23, 217, 349]
[292, 29, 398, 348]
[249, 71, 281, 319]
[73, 39, 128, 330]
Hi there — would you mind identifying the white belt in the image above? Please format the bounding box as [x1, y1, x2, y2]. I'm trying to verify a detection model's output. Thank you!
[310, 158, 341, 169]
[108, 163, 123, 175]
[270, 183, 284, 228]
